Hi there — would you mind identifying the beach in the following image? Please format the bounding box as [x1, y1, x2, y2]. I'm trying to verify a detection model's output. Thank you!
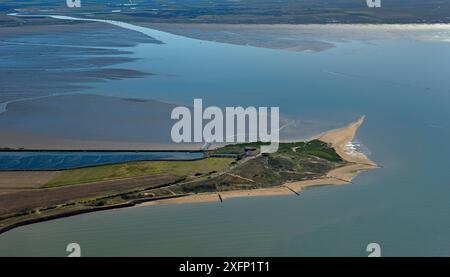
[138, 117, 377, 207]
[0, 117, 376, 235]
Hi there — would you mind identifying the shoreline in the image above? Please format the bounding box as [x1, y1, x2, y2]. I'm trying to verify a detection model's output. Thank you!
[138, 116, 377, 207]
[145, 22, 450, 29]
[0, 195, 188, 235]
[137, 22, 450, 53]
[0, 117, 377, 235]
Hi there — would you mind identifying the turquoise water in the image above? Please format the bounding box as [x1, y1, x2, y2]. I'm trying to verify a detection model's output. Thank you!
[0, 151, 203, 170]
[0, 18, 450, 256]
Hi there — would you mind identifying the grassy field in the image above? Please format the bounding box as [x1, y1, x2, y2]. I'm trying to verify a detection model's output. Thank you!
[43, 158, 234, 188]
[274, 140, 343, 162]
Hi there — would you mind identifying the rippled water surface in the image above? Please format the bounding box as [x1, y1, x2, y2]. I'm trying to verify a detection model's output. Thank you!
[1, 17, 450, 256]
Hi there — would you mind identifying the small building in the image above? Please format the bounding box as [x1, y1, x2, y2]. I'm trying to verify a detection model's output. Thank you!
[244, 147, 259, 156]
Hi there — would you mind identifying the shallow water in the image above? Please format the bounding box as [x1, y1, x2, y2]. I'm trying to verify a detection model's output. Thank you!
[0, 151, 203, 170]
[0, 17, 450, 256]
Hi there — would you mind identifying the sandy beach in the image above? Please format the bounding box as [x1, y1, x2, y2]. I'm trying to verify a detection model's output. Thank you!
[138, 117, 378, 207]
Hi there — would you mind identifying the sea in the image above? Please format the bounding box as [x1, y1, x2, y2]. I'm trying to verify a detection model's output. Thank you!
[0, 15, 449, 256]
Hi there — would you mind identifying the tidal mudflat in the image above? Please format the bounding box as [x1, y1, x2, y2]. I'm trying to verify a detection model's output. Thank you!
[1, 15, 450, 256]
[141, 23, 450, 52]
[0, 19, 158, 107]
[0, 93, 334, 150]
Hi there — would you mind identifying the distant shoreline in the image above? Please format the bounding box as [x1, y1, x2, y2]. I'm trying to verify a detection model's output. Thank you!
[135, 22, 450, 53]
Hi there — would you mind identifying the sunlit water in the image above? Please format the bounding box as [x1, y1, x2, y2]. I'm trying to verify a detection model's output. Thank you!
[0, 16, 450, 256]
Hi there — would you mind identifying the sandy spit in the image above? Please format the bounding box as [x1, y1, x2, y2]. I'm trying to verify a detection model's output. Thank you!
[138, 116, 378, 207]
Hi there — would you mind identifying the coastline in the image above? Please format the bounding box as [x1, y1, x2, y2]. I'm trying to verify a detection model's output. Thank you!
[138, 116, 378, 207]
[139, 22, 450, 53]
[0, 117, 377, 235]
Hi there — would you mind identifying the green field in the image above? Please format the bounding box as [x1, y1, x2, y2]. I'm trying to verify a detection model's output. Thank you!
[43, 158, 234, 188]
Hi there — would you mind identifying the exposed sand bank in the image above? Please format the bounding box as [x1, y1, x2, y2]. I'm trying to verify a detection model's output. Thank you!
[138, 116, 378, 207]
[319, 116, 376, 166]
[141, 23, 450, 53]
